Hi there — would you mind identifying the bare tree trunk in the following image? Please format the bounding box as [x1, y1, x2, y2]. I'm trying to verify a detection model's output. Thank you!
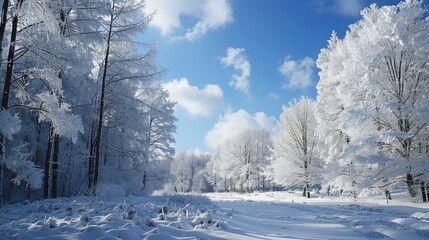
[0, 147, 3, 206]
[91, 5, 114, 195]
[33, 122, 42, 167]
[142, 171, 146, 191]
[0, 0, 22, 206]
[302, 160, 310, 198]
[51, 134, 59, 198]
[88, 120, 96, 194]
[1, 1, 20, 111]
[406, 172, 416, 197]
[44, 126, 54, 199]
[214, 174, 217, 192]
[50, 5, 68, 200]
[189, 157, 194, 192]
[262, 176, 265, 192]
[421, 182, 427, 203]
[0, 0, 10, 68]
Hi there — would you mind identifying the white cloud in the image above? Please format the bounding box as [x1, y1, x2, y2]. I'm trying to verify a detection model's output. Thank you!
[163, 78, 224, 117]
[204, 109, 275, 149]
[220, 47, 251, 93]
[335, 0, 362, 16]
[191, 148, 211, 156]
[278, 56, 315, 90]
[144, 0, 233, 41]
[268, 92, 280, 100]
[312, 0, 363, 17]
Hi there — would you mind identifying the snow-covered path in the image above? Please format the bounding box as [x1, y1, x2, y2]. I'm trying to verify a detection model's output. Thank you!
[203, 193, 429, 240]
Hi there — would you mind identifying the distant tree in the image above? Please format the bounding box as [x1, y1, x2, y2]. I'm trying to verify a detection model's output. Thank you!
[140, 83, 176, 163]
[138, 83, 176, 192]
[170, 150, 210, 192]
[207, 128, 271, 192]
[206, 148, 228, 192]
[270, 97, 319, 198]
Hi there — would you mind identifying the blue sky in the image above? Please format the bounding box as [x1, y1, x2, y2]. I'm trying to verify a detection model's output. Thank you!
[142, 0, 411, 153]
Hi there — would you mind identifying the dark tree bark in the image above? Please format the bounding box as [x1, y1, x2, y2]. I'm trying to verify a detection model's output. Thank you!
[384, 189, 392, 204]
[1, 0, 21, 111]
[421, 182, 427, 203]
[0, 0, 23, 206]
[51, 134, 59, 198]
[50, 5, 69, 200]
[88, 120, 96, 193]
[0, 0, 10, 68]
[89, 4, 114, 196]
[44, 126, 54, 199]
[406, 173, 416, 197]
[303, 185, 307, 197]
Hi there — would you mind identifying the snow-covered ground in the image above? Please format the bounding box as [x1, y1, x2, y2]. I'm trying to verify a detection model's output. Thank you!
[1, 192, 429, 239]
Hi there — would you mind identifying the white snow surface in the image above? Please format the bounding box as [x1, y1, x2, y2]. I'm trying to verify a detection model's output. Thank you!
[1, 192, 429, 239]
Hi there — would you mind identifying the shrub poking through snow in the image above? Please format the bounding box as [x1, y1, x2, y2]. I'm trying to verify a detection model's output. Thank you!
[144, 216, 156, 227]
[80, 214, 89, 223]
[160, 205, 168, 214]
[45, 217, 57, 228]
[125, 207, 136, 220]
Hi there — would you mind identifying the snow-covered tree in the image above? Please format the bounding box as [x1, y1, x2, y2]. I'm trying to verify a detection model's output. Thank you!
[206, 128, 271, 192]
[85, 0, 160, 195]
[315, 31, 348, 165]
[169, 150, 210, 193]
[138, 82, 176, 193]
[316, 0, 429, 199]
[270, 97, 320, 198]
[140, 83, 176, 163]
[205, 148, 229, 192]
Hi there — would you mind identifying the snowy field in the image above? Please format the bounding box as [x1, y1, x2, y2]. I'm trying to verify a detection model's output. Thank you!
[1, 192, 429, 240]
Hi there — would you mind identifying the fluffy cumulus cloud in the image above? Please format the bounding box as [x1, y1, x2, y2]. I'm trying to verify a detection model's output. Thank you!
[278, 56, 315, 90]
[220, 47, 251, 93]
[144, 0, 233, 41]
[163, 78, 224, 117]
[312, 0, 363, 16]
[204, 109, 275, 149]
